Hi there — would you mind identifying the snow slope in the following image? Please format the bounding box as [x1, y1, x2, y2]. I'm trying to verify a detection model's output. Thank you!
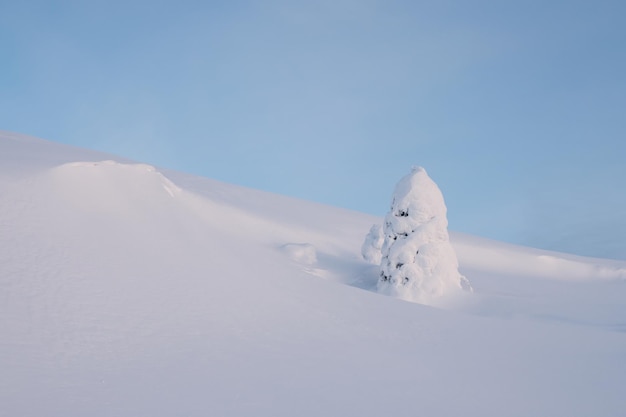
[1, 131, 625, 417]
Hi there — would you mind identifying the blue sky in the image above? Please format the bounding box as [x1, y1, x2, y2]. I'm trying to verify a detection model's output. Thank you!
[2, 0, 625, 259]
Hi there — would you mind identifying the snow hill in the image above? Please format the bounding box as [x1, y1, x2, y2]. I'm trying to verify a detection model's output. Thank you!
[1, 131, 625, 417]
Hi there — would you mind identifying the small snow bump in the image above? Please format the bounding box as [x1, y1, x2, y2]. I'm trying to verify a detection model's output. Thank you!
[280, 243, 318, 266]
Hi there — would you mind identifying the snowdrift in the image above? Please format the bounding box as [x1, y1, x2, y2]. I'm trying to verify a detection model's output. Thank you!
[1, 131, 625, 417]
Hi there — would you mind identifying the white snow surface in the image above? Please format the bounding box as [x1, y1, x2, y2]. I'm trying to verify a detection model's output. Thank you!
[379, 166, 470, 303]
[1, 131, 626, 417]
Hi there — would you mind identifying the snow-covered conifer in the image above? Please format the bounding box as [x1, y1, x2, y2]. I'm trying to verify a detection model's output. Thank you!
[361, 224, 384, 264]
[379, 166, 470, 303]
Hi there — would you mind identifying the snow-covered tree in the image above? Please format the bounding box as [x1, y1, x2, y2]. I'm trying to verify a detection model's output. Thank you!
[378, 166, 470, 303]
[361, 224, 384, 264]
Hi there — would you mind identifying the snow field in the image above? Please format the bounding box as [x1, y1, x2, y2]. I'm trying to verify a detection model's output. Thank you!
[1, 131, 626, 417]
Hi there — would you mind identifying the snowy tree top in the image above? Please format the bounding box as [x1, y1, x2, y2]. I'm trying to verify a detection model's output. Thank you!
[388, 166, 447, 228]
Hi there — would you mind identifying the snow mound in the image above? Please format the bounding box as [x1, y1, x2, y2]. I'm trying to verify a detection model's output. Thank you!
[280, 243, 318, 265]
[54, 160, 181, 198]
[361, 224, 384, 264]
[454, 234, 626, 282]
[34, 160, 186, 223]
[536, 255, 626, 281]
[379, 167, 470, 304]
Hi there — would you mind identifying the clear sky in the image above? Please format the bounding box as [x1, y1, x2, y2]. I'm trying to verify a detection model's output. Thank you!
[1, 0, 625, 260]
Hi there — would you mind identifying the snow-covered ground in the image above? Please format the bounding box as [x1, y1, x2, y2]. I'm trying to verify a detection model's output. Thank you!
[1, 131, 625, 416]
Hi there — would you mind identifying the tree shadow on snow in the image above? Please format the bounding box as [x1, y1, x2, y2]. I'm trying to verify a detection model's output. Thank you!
[313, 251, 380, 292]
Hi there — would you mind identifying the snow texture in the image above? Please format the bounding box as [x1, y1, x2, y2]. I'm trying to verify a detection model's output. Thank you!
[379, 166, 471, 304]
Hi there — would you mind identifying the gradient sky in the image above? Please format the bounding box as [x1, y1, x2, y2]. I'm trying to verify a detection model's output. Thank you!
[2, 0, 625, 259]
